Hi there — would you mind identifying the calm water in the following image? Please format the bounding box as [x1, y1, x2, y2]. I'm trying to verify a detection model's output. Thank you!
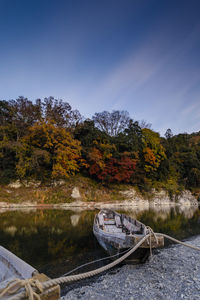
[0, 205, 200, 278]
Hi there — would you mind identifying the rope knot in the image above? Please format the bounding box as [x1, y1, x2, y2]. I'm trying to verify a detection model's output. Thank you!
[146, 226, 159, 258]
[0, 278, 43, 300]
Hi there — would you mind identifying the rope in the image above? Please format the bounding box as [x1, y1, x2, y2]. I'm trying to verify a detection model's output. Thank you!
[62, 246, 132, 276]
[4, 234, 151, 300]
[156, 233, 200, 251]
[43, 234, 149, 288]
[0, 278, 43, 300]
[146, 226, 159, 257]
[2, 231, 200, 300]
[146, 226, 158, 245]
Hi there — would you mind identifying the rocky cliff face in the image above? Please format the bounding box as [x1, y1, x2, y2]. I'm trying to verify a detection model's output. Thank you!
[120, 188, 198, 207]
[66, 187, 198, 209]
[0, 180, 198, 208]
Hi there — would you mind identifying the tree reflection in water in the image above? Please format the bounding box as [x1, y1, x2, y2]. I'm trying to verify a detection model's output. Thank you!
[0, 206, 199, 277]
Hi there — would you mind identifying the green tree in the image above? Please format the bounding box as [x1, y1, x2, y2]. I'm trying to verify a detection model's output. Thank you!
[164, 128, 173, 139]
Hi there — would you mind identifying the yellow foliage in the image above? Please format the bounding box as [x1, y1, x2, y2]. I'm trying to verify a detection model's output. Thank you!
[88, 147, 105, 169]
[93, 140, 116, 160]
[142, 129, 166, 173]
[16, 121, 83, 179]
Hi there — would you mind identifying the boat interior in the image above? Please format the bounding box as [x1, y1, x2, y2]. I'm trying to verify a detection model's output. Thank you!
[95, 210, 145, 235]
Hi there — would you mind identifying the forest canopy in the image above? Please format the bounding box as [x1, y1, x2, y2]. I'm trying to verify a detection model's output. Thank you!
[1, 96, 200, 192]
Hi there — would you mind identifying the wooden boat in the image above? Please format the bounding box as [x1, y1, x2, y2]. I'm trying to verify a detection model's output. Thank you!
[93, 209, 164, 262]
[0, 245, 60, 299]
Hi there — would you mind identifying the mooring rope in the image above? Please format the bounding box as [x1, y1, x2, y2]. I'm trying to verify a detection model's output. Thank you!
[1, 234, 150, 300]
[146, 226, 158, 257]
[62, 246, 132, 277]
[0, 278, 43, 300]
[1, 231, 200, 300]
[156, 233, 200, 251]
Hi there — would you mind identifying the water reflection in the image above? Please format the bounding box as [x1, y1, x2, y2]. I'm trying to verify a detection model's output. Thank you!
[70, 214, 80, 227]
[0, 205, 199, 278]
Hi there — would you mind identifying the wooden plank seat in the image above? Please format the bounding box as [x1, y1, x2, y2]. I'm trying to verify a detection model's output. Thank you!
[104, 225, 123, 233]
[122, 218, 143, 234]
[103, 218, 115, 225]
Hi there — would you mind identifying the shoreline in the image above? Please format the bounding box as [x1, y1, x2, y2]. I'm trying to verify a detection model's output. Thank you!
[61, 234, 200, 300]
[0, 200, 199, 210]
[1, 181, 199, 209]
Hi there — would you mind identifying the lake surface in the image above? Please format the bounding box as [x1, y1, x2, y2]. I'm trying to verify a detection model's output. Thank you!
[0, 205, 200, 279]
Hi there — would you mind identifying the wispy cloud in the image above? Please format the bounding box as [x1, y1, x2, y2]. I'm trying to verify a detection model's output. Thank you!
[1, 0, 200, 135]
[79, 18, 200, 135]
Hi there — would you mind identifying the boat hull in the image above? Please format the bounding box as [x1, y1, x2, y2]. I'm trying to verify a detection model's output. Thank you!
[0, 246, 60, 300]
[93, 224, 150, 263]
[93, 209, 164, 263]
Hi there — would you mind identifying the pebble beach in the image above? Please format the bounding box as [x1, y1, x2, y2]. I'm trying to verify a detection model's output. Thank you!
[61, 235, 200, 300]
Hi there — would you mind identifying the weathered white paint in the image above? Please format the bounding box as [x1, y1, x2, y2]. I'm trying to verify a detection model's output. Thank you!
[0, 246, 37, 289]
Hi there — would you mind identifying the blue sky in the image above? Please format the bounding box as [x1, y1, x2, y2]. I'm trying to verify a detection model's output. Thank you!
[0, 0, 200, 135]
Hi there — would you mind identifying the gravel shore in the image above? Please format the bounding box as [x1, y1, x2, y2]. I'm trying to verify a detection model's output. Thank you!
[61, 235, 200, 300]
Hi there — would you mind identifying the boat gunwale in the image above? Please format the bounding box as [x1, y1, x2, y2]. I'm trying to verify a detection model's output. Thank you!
[93, 209, 147, 237]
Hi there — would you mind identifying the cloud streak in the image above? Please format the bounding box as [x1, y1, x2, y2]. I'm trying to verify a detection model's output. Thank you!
[0, 0, 200, 135]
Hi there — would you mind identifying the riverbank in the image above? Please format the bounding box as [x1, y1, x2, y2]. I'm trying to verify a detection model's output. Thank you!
[0, 199, 199, 213]
[1, 175, 199, 207]
[61, 235, 200, 300]
[0, 181, 198, 209]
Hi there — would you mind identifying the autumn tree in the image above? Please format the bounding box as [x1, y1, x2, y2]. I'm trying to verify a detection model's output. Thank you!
[142, 128, 166, 175]
[87, 138, 137, 183]
[95, 156, 137, 183]
[2, 96, 200, 190]
[88, 151, 137, 183]
[88, 141, 116, 173]
[16, 122, 83, 181]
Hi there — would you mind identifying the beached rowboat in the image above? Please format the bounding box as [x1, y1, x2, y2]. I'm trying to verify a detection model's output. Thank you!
[0, 246, 60, 299]
[93, 209, 164, 262]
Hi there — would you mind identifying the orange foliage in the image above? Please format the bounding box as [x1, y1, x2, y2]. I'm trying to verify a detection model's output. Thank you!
[88, 147, 105, 169]
[142, 128, 166, 173]
[17, 122, 84, 179]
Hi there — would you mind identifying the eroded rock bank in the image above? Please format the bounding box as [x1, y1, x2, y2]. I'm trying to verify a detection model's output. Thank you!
[61, 235, 200, 300]
[0, 187, 198, 209]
